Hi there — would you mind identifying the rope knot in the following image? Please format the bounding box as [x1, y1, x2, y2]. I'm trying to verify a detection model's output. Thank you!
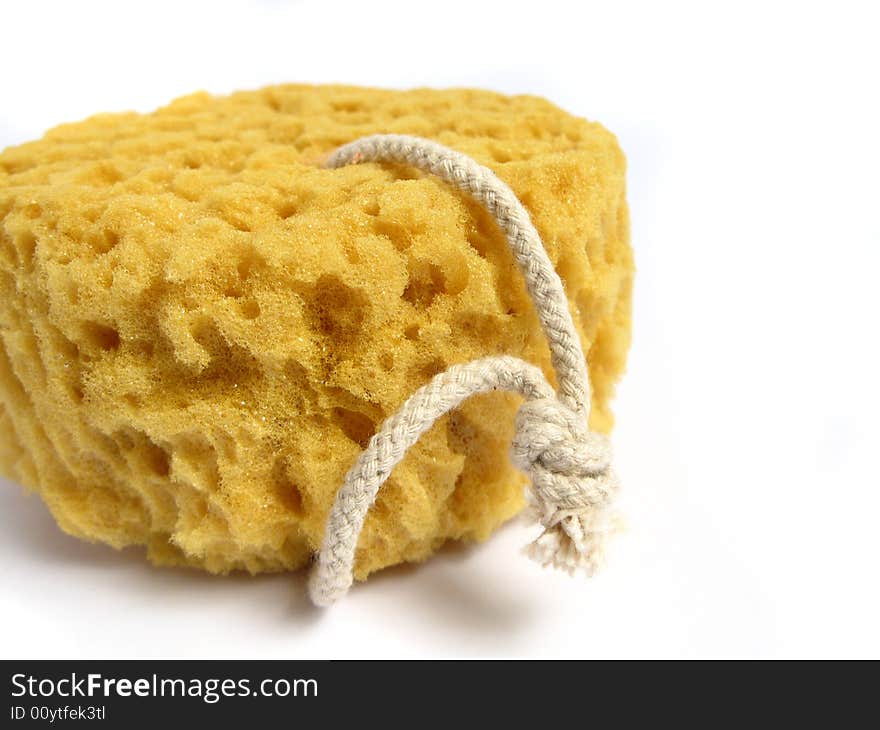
[511, 398, 620, 576]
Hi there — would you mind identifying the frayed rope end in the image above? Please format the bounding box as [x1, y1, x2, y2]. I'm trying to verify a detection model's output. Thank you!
[523, 502, 624, 577]
[511, 398, 623, 578]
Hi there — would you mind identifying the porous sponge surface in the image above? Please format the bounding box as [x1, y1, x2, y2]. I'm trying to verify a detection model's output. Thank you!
[0, 85, 632, 578]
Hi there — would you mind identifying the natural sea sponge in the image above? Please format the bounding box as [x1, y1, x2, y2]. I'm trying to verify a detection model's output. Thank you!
[0, 85, 632, 579]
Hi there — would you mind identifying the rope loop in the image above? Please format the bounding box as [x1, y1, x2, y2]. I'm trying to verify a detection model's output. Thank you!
[308, 135, 620, 606]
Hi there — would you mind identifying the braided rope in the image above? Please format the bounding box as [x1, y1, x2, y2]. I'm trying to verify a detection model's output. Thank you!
[308, 135, 619, 606]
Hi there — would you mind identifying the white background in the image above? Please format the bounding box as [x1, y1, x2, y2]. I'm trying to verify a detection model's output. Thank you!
[1, 0, 878, 659]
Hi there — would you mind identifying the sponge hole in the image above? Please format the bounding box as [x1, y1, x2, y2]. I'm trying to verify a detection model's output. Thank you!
[446, 411, 481, 454]
[115, 428, 171, 478]
[237, 250, 262, 282]
[173, 432, 220, 492]
[490, 146, 513, 163]
[330, 98, 365, 113]
[22, 203, 41, 220]
[272, 458, 306, 516]
[276, 201, 298, 219]
[373, 218, 417, 251]
[82, 321, 120, 351]
[308, 275, 368, 345]
[420, 357, 447, 380]
[403, 261, 446, 308]
[240, 299, 260, 319]
[14, 231, 37, 265]
[88, 228, 120, 254]
[466, 227, 490, 258]
[331, 407, 376, 449]
[143, 439, 171, 477]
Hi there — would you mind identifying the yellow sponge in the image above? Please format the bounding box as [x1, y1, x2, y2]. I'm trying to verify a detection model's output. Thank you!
[0, 85, 632, 579]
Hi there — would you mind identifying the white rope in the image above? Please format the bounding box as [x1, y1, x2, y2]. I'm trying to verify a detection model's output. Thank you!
[308, 135, 620, 606]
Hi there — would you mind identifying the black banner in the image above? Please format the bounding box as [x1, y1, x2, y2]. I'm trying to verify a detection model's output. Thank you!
[2, 660, 873, 725]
